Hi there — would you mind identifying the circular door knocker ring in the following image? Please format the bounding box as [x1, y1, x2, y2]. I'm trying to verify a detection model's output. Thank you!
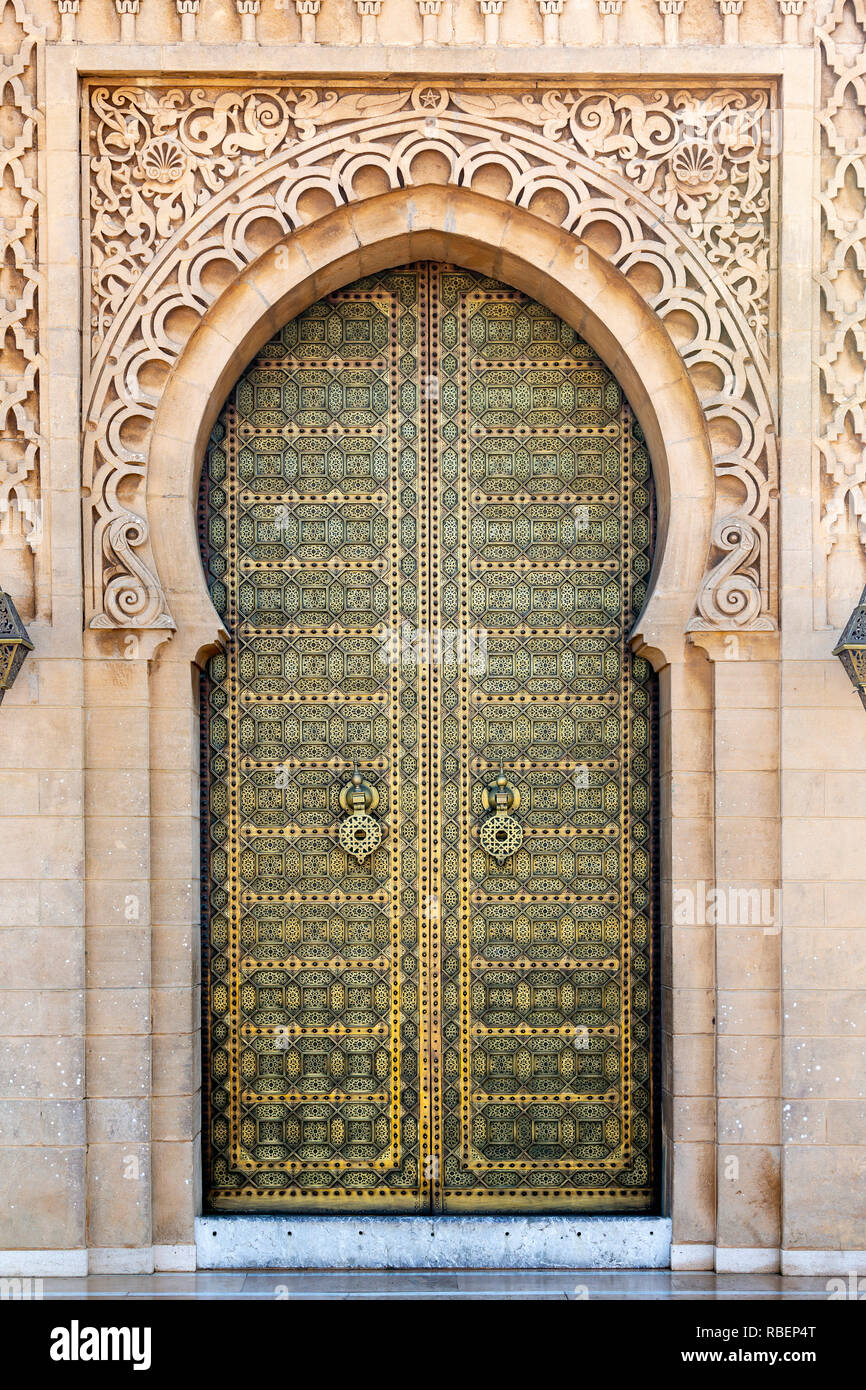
[479, 764, 523, 863]
[338, 763, 383, 863]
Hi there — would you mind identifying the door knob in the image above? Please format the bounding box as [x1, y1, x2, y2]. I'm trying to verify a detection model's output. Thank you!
[479, 764, 524, 862]
[338, 763, 383, 863]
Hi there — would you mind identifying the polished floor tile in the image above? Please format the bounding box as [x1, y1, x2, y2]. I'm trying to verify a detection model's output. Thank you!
[34, 1269, 837, 1300]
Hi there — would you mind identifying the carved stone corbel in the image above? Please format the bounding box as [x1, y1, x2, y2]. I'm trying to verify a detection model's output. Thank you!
[90, 513, 175, 631]
[688, 521, 776, 632]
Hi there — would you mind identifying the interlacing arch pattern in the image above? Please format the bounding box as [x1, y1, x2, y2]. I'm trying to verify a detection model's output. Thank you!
[82, 81, 778, 632]
[817, 0, 866, 568]
[0, 0, 43, 559]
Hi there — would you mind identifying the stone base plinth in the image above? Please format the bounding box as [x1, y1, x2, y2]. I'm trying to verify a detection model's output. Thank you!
[195, 1215, 672, 1269]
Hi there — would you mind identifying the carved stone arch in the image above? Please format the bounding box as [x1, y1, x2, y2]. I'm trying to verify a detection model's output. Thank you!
[146, 186, 714, 669]
[83, 82, 777, 636]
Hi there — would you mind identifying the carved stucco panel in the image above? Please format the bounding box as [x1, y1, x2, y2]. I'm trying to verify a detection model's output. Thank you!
[817, 1, 866, 583]
[83, 81, 778, 632]
[0, 0, 44, 578]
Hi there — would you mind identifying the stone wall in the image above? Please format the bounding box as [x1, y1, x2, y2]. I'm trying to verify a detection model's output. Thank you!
[3, 1, 866, 1278]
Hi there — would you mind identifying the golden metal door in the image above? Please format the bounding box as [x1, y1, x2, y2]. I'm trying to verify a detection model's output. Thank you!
[201, 264, 656, 1213]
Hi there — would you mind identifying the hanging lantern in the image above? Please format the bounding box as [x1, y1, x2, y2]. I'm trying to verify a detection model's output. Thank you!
[833, 582, 866, 712]
[0, 590, 34, 705]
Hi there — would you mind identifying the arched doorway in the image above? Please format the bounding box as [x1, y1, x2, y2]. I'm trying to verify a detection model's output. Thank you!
[199, 262, 657, 1213]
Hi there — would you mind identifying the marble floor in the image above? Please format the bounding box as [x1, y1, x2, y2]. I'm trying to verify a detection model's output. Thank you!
[36, 1270, 835, 1299]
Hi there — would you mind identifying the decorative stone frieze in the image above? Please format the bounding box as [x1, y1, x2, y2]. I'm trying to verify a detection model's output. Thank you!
[83, 82, 777, 632]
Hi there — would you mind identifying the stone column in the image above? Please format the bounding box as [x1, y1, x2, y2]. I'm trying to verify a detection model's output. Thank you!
[694, 632, 782, 1274]
[296, 0, 320, 42]
[114, 0, 140, 42]
[658, 0, 684, 44]
[356, 0, 381, 42]
[537, 0, 563, 44]
[719, 0, 742, 43]
[418, 0, 441, 43]
[779, 0, 805, 43]
[83, 633, 159, 1273]
[176, 0, 199, 41]
[479, 0, 503, 44]
[236, 0, 260, 42]
[597, 0, 623, 43]
[56, 0, 79, 42]
[148, 647, 204, 1271]
[658, 650, 718, 1271]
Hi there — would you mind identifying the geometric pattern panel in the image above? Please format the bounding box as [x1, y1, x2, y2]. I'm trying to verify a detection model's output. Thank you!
[201, 263, 655, 1212]
[202, 271, 427, 1209]
[426, 267, 655, 1209]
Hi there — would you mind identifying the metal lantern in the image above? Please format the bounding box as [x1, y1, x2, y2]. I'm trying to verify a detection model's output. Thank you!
[0, 590, 33, 705]
[833, 583, 866, 712]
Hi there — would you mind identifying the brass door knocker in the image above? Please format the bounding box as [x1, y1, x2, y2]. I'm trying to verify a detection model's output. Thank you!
[479, 763, 523, 862]
[338, 763, 383, 863]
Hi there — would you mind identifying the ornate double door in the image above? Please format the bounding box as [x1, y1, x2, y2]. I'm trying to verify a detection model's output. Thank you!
[201, 263, 656, 1213]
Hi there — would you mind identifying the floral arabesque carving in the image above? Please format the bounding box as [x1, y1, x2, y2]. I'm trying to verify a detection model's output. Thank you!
[817, 1, 866, 569]
[84, 82, 778, 632]
[0, 0, 43, 561]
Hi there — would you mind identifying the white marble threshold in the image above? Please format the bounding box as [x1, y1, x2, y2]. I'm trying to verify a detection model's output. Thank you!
[195, 1214, 672, 1269]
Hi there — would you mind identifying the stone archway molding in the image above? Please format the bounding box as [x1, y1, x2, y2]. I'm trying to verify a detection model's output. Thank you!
[146, 186, 715, 668]
[83, 81, 777, 637]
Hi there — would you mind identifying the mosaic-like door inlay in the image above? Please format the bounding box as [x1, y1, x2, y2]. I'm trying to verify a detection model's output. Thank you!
[201, 264, 656, 1212]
